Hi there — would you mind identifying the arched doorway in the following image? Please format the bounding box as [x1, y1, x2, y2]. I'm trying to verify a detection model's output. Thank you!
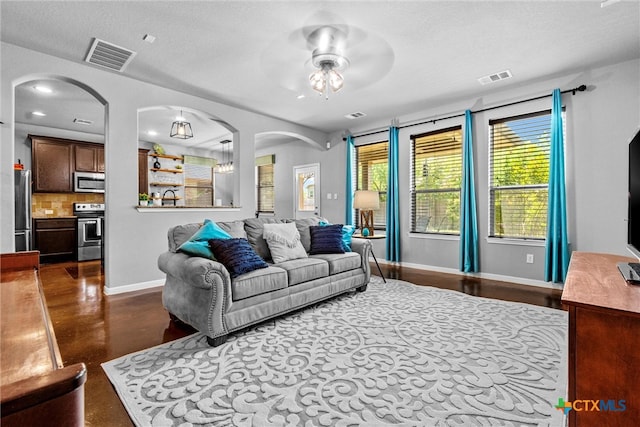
[14, 75, 107, 272]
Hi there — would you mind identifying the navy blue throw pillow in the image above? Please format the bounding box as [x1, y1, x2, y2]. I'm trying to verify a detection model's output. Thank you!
[309, 224, 345, 255]
[208, 238, 269, 278]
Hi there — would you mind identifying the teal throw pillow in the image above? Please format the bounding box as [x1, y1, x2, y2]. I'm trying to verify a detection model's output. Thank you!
[178, 219, 232, 259]
[319, 221, 355, 252]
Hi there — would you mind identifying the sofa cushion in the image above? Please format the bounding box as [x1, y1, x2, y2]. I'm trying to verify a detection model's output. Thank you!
[310, 252, 361, 275]
[263, 222, 308, 263]
[168, 222, 202, 252]
[244, 217, 292, 261]
[208, 238, 269, 278]
[231, 266, 288, 301]
[295, 217, 325, 252]
[177, 219, 232, 259]
[309, 224, 345, 255]
[217, 220, 248, 239]
[274, 257, 328, 286]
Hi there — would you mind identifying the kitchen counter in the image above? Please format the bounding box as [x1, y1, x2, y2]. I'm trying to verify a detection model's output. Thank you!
[32, 215, 77, 219]
[136, 205, 241, 213]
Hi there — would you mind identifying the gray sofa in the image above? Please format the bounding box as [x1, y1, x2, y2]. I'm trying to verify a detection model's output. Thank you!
[158, 217, 372, 346]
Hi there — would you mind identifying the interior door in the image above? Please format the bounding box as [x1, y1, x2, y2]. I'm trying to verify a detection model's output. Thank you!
[293, 163, 320, 219]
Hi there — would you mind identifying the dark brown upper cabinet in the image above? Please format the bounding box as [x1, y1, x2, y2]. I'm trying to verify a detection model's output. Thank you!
[30, 135, 105, 193]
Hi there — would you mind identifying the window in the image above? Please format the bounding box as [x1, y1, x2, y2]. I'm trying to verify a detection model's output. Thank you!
[184, 163, 214, 207]
[489, 110, 557, 239]
[356, 141, 388, 228]
[256, 163, 274, 214]
[410, 126, 462, 234]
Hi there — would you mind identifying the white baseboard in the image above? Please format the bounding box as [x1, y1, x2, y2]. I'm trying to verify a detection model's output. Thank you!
[373, 258, 564, 290]
[103, 279, 165, 295]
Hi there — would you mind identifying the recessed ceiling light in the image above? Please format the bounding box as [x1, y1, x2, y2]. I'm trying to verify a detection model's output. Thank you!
[143, 34, 156, 43]
[32, 111, 46, 117]
[297, 94, 305, 99]
[147, 130, 158, 136]
[34, 85, 53, 94]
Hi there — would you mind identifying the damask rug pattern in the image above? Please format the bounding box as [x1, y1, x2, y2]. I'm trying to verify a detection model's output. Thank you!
[103, 277, 567, 426]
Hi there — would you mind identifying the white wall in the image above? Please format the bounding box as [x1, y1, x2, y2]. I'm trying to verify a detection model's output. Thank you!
[327, 58, 640, 282]
[256, 139, 345, 222]
[3, 41, 638, 288]
[1, 42, 328, 291]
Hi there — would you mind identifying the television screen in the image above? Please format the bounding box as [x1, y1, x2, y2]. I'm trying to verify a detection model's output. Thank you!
[628, 128, 640, 259]
[619, 128, 640, 284]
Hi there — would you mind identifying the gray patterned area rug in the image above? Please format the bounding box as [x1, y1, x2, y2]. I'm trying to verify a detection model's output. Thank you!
[102, 277, 568, 426]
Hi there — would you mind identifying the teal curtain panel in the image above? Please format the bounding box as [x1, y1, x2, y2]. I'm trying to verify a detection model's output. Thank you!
[544, 89, 571, 282]
[386, 126, 401, 262]
[345, 135, 355, 226]
[460, 110, 479, 272]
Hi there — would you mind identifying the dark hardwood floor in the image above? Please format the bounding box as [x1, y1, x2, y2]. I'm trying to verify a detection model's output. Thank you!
[38, 260, 563, 426]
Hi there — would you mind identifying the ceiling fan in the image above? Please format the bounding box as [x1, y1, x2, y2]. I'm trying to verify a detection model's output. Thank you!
[260, 15, 394, 99]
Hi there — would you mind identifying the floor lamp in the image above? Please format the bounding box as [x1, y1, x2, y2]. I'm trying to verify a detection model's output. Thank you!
[354, 190, 380, 236]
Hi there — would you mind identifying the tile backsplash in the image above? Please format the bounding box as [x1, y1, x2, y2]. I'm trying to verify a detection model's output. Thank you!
[32, 193, 104, 217]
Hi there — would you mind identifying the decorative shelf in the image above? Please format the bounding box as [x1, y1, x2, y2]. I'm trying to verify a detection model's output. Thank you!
[149, 153, 183, 161]
[149, 182, 184, 187]
[150, 168, 183, 174]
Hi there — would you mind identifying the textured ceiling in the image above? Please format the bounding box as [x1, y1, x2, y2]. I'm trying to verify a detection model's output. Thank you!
[2, 0, 639, 135]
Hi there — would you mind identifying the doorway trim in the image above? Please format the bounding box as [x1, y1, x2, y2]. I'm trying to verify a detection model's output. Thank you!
[293, 163, 320, 219]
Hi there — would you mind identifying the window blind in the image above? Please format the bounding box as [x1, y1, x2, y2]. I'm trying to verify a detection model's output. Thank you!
[410, 126, 462, 234]
[489, 110, 553, 239]
[257, 163, 274, 213]
[184, 163, 213, 207]
[356, 141, 388, 228]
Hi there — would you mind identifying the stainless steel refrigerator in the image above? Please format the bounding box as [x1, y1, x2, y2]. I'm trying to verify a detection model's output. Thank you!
[14, 170, 32, 251]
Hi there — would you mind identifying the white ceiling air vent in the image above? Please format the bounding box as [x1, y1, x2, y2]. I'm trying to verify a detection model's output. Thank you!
[85, 38, 136, 72]
[74, 118, 93, 126]
[478, 70, 513, 85]
[345, 112, 367, 120]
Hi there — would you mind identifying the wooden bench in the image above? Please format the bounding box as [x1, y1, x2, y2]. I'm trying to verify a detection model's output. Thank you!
[1, 251, 87, 426]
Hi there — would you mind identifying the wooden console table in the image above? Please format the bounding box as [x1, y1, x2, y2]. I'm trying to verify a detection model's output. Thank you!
[1, 251, 87, 426]
[562, 252, 640, 426]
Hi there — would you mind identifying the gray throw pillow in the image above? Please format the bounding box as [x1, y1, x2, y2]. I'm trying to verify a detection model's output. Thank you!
[263, 222, 308, 264]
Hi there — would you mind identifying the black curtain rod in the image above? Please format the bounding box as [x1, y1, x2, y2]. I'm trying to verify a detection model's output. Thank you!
[345, 84, 587, 141]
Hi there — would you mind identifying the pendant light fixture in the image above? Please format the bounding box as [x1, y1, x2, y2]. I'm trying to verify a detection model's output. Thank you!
[170, 110, 193, 139]
[215, 139, 233, 174]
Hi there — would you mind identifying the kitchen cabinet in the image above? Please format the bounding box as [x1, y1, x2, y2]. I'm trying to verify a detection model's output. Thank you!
[33, 218, 77, 263]
[75, 143, 105, 173]
[31, 137, 74, 192]
[31, 135, 105, 192]
[138, 148, 150, 195]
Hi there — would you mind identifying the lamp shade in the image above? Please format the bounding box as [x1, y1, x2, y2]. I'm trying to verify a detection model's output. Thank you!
[353, 190, 380, 210]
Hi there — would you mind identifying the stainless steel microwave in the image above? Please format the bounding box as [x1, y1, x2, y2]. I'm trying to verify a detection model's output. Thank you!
[74, 172, 105, 193]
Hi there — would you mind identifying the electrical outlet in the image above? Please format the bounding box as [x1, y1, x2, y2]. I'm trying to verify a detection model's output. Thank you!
[45, 209, 54, 215]
[326, 193, 332, 200]
[526, 254, 534, 264]
[333, 193, 338, 199]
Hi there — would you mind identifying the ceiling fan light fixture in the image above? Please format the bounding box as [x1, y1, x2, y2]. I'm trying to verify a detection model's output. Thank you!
[309, 48, 349, 99]
[170, 110, 193, 139]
